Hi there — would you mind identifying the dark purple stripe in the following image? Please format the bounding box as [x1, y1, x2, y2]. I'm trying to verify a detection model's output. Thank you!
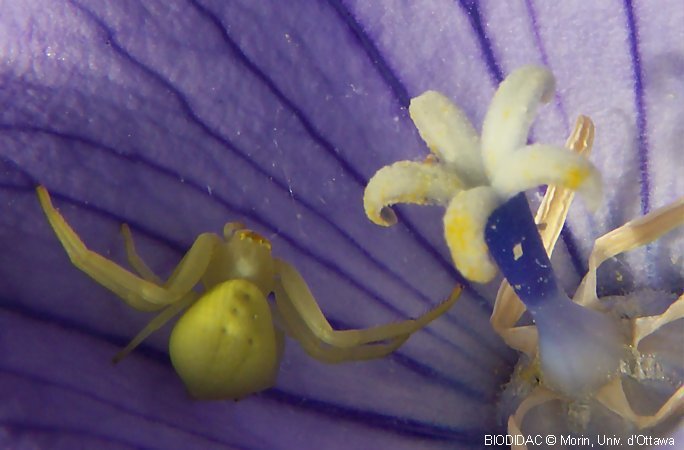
[456, 0, 504, 83]
[0, 368, 248, 449]
[328, 0, 411, 107]
[0, 422, 157, 450]
[266, 389, 494, 445]
[523, 0, 571, 133]
[623, 0, 651, 214]
[186, 0, 371, 192]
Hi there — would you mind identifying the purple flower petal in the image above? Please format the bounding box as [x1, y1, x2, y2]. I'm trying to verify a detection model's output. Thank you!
[0, 1, 681, 448]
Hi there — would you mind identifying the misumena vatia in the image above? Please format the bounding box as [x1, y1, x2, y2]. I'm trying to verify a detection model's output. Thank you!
[37, 186, 460, 400]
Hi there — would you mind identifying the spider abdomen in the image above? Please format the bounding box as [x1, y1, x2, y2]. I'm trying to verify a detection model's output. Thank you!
[169, 279, 280, 400]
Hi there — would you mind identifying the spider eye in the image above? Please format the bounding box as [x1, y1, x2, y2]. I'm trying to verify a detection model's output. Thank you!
[236, 230, 272, 251]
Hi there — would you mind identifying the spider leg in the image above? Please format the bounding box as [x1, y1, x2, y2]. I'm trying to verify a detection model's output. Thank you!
[112, 292, 199, 363]
[273, 278, 410, 363]
[121, 223, 163, 284]
[37, 186, 221, 311]
[273, 259, 460, 361]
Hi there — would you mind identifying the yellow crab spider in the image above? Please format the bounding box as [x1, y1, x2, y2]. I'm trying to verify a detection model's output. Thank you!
[36, 186, 461, 400]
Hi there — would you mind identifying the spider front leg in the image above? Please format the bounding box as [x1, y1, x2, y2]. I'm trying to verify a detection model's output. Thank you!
[273, 259, 461, 363]
[37, 186, 221, 312]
